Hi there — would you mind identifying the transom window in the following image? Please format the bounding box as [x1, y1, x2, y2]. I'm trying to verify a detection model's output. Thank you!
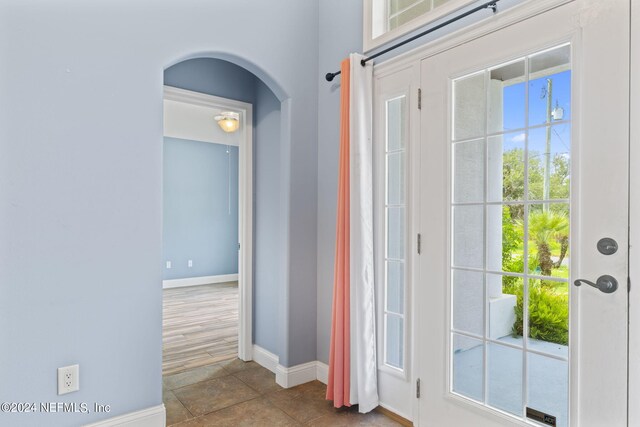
[365, 0, 475, 51]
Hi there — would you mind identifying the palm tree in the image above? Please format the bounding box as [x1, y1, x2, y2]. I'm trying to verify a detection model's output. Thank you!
[526, 210, 569, 276]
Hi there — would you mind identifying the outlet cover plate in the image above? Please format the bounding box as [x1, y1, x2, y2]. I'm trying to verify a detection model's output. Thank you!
[57, 364, 79, 395]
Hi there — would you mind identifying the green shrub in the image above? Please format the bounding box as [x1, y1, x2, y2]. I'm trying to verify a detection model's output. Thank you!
[503, 280, 569, 346]
[501, 206, 568, 346]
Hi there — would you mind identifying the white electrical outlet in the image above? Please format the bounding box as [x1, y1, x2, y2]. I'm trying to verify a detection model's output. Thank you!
[188, 260, 193, 268]
[166, 261, 172, 269]
[57, 364, 79, 395]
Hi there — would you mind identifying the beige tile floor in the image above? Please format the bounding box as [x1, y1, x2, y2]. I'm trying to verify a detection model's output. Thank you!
[163, 359, 403, 426]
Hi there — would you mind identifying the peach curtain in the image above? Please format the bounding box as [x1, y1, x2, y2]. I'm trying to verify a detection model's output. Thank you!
[327, 54, 378, 413]
[326, 57, 351, 408]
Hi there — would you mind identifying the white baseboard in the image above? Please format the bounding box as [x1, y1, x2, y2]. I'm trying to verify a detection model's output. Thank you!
[83, 404, 165, 427]
[316, 361, 329, 385]
[252, 345, 324, 389]
[275, 361, 318, 388]
[252, 344, 279, 373]
[162, 274, 238, 289]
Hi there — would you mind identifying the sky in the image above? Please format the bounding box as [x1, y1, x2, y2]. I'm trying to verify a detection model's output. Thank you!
[503, 70, 571, 132]
[503, 70, 572, 179]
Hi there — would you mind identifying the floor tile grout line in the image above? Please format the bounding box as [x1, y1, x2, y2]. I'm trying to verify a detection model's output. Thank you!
[170, 395, 264, 427]
[175, 393, 261, 422]
[164, 389, 196, 425]
[229, 367, 278, 395]
[168, 388, 196, 419]
[165, 367, 234, 392]
[231, 372, 266, 395]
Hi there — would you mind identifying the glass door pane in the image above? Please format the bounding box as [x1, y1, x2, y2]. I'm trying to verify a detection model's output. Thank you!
[385, 95, 407, 371]
[450, 44, 571, 426]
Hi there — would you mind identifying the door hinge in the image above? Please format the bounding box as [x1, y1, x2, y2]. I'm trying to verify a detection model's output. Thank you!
[238, 243, 241, 250]
[418, 88, 422, 110]
[417, 233, 422, 255]
[416, 378, 421, 398]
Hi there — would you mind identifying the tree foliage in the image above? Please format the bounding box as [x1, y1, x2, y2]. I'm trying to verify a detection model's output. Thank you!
[526, 210, 569, 276]
[502, 147, 570, 209]
[500, 145, 570, 346]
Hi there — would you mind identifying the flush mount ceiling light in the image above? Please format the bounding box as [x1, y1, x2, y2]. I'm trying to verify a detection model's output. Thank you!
[215, 111, 240, 133]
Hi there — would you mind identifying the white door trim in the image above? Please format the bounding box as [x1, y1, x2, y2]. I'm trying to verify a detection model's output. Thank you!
[163, 85, 253, 361]
[629, 1, 639, 425]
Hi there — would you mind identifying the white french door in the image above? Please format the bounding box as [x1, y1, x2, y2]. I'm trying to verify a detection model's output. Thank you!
[374, 64, 420, 419]
[416, 2, 629, 427]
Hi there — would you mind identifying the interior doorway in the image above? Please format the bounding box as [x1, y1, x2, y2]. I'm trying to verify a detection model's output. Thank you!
[160, 57, 290, 426]
[161, 85, 253, 376]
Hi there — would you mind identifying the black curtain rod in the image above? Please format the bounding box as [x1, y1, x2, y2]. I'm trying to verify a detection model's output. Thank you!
[325, 0, 499, 82]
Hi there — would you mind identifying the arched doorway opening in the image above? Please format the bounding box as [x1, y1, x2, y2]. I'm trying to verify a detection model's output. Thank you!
[160, 55, 287, 425]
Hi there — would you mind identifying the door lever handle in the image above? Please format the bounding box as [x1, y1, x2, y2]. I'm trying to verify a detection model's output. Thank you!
[573, 275, 618, 294]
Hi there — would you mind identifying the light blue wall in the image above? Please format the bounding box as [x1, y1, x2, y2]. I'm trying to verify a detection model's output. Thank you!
[0, 1, 537, 424]
[163, 138, 239, 280]
[316, 0, 363, 366]
[0, 1, 318, 425]
[254, 79, 284, 356]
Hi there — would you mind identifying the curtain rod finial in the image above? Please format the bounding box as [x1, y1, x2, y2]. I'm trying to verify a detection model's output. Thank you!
[326, 72, 336, 82]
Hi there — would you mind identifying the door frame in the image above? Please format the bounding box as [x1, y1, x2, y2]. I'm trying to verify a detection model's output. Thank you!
[162, 85, 254, 361]
[629, 1, 640, 425]
[372, 0, 633, 424]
